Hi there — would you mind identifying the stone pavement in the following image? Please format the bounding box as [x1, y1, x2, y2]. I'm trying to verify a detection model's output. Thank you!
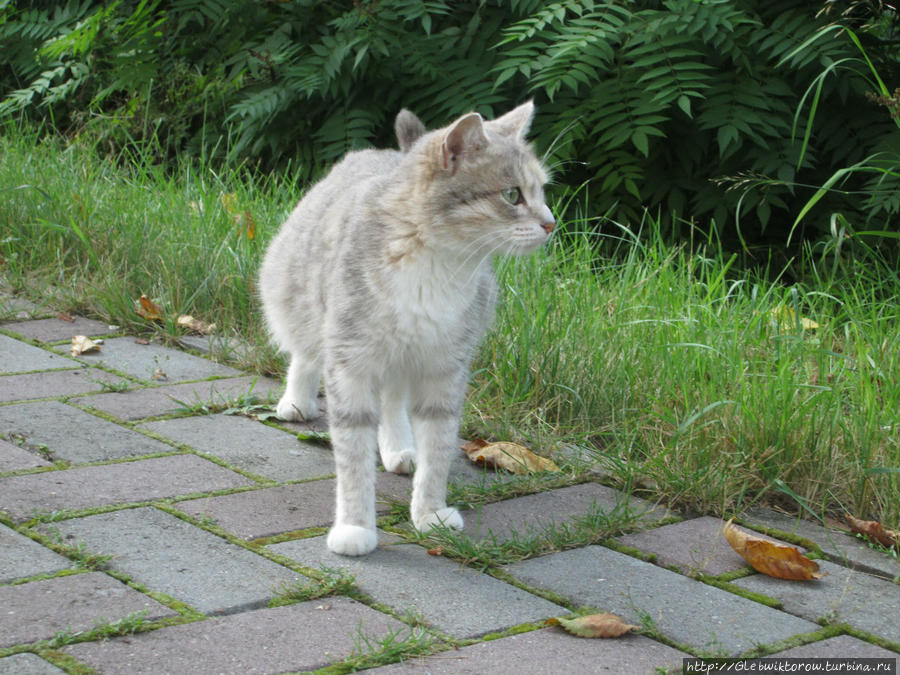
[0, 302, 898, 674]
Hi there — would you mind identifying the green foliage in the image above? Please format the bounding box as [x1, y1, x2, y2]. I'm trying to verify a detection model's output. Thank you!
[2, 0, 900, 244]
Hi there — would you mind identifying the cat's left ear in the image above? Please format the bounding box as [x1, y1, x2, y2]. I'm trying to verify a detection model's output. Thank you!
[441, 112, 488, 175]
[489, 100, 535, 139]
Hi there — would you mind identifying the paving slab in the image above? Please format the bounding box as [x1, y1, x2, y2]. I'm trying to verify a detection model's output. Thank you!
[504, 545, 819, 656]
[0, 454, 254, 522]
[772, 635, 898, 658]
[142, 414, 334, 480]
[461, 482, 665, 543]
[48, 507, 301, 614]
[1, 316, 112, 343]
[0, 334, 76, 374]
[0, 293, 52, 321]
[270, 534, 566, 639]
[63, 598, 406, 675]
[367, 627, 689, 674]
[0, 437, 51, 471]
[57, 336, 241, 383]
[0, 523, 72, 582]
[175, 472, 410, 540]
[0, 367, 127, 403]
[179, 334, 255, 362]
[0, 571, 176, 648]
[0, 401, 176, 464]
[616, 516, 802, 576]
[70, 374, 281, 420]
[742, 507, 899, 580]
[0, 653, 67, 675]
[733, 560, 900, 644]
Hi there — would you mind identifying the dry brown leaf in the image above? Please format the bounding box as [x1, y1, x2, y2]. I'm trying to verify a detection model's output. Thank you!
[723, 518, 824, 580]
[136, 295, 164, 322]
[70, 335, 101, 356]
[461, 439, 559, 474]
[846, 515, 900, 550]
[552, 613, 638, 638]
[176, 314, 216, 335]
[427, 547, 444, 556]
[57, 312, 75, 323]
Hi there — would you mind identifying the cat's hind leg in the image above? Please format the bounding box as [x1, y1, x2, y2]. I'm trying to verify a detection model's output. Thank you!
[377, 384, 416, 474]
[276, 354, 322, 421]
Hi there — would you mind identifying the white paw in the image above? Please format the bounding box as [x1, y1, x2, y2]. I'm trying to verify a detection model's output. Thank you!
[326, 524, 378, 556]
[414, 507, 464, 533]
[275, 394, 319, 422]
[380, 448, 415, 474]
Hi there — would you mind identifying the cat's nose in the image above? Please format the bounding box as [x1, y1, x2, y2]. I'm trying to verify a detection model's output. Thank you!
[539, 204, 555, 234]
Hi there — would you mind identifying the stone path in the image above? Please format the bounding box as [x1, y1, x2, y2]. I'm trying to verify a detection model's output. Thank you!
[0, 302, 898, 674]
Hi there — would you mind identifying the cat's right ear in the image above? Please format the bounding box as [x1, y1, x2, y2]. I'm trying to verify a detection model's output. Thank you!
[441, 112, 487, 176]
[395, 109, 426, 152]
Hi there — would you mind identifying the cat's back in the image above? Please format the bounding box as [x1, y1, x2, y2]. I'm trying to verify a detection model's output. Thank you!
[287, 148, 402, 229]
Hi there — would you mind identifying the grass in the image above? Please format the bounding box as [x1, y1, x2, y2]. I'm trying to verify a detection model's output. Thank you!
[1, 124, 898, 529]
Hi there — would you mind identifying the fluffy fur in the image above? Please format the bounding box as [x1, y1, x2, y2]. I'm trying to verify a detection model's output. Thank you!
[259, 102, 554, 555]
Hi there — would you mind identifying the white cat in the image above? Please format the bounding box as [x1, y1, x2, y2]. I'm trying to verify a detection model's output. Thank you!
[259, 102, 554, 555]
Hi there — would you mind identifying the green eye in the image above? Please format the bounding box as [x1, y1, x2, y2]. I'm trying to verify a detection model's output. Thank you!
[501, 187, 523, 205]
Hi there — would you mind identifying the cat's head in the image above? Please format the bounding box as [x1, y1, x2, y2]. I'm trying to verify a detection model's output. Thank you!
[397, 102, 555, 258]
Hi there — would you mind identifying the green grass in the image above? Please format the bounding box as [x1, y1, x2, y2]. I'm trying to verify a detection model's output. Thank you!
[2, 126, 898, 528]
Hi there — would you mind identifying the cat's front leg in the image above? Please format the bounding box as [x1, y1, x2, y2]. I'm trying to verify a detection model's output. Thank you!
[325, 374, 380, 556]
[409, 401, 464, 533]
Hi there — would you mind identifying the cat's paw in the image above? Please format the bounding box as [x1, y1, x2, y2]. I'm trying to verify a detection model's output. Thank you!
[326, 524, 378, 556]
[413, 507, 464, 533]
[275, 394, 320, 422]
[380, 448, 415, 475]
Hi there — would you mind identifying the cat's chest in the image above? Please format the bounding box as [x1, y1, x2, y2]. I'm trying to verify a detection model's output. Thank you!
[386, 264, 482, 343]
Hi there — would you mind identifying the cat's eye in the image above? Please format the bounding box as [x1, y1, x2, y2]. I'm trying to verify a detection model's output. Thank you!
[501, 187, 523, 205]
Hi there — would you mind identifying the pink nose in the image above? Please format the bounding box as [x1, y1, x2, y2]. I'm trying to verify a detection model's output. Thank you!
[541, 220, 555, 234]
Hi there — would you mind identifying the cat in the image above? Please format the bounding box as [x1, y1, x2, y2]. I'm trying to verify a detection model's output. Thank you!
[259, 101, 554, 556]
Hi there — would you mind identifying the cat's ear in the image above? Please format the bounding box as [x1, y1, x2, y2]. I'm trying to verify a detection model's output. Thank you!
[489, 100, 535, 139]
[395, 109, 426, 152]
[441, 112, 488, 175]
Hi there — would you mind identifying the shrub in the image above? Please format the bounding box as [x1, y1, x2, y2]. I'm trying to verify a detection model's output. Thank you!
[2, 0, 898, 246]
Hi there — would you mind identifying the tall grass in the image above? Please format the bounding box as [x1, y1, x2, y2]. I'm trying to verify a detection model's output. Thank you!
[476, 224, 900, 525]
[2, 127, 898, 526]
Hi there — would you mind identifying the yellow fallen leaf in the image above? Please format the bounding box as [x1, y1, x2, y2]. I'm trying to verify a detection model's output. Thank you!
[70, 335, 101, 356]
[136, 295, 164, 322]
[550, 613, 638, 638]
[176, 314, 216, 335]
[723, 518, 824, 580]
[460, 439, 559, 474]
[770, 306, 819, 331]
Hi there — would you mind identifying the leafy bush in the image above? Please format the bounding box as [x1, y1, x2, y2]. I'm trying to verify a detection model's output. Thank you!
[2, 0, 899, 246]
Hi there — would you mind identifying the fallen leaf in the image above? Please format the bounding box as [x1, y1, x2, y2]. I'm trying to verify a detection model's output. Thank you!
[723, 518, 824, 580]
[846, 515, 900, 549]
[243, 210, 256, 240]
[552, 613, 638, 638]
[152, 367, 168, 381]
[461, 439, 560, 474]
[136, 295, 163, 322]
[70, 335, 100, 356]
[57, 312, 75, 322]
[770, 306, 819, 331]
[134, 337, 150, 345]
[176, 314, 216, 335]
[427, 547, 444, 556]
